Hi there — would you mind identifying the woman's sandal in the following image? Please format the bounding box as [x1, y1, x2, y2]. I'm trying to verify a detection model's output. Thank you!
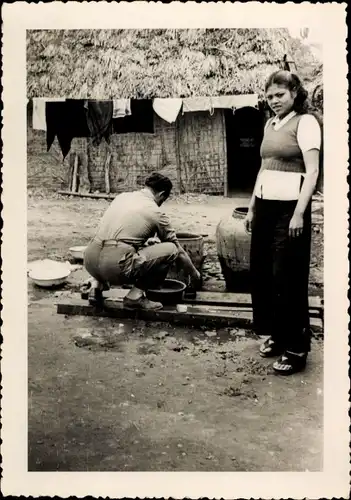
[259, 337, 284, 358]
[273, 351, 308, 375]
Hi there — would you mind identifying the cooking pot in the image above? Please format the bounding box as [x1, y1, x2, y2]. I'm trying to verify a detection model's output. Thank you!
[145, 279, 186, 305]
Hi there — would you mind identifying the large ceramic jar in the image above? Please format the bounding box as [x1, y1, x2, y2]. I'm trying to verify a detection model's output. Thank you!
[216, 207, 251, 292]
[167, 232, 205, 289]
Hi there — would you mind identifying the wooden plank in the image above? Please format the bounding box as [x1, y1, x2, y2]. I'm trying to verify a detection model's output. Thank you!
[58, 190, 116, 200]
[187, 291, 323, 310]
[100, 288, 323, 311]
[57, 298, 254, 329]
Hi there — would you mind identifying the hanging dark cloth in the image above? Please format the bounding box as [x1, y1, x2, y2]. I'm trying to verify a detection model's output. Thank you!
[250, 197, 312, 353]
[46, 100, 90, 159]
[113, 99, 154, 134]
[85, 100, 113, 146]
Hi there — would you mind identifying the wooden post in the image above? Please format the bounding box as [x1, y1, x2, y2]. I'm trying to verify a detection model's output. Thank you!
[175, 119, 183, 193]
[105, 150, 111, 194]
[222, 110, 228, 197]
[71, 153, 79, 193]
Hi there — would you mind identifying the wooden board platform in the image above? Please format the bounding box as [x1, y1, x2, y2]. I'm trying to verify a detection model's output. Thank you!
[57, 291, 323, 332]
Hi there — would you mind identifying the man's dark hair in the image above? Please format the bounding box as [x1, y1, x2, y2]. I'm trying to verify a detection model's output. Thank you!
[145, 172, 173, 198]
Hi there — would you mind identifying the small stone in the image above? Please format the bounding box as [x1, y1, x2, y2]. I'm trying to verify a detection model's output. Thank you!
[235, 330, 246, 337]
[178, 411, 184, 416]
[182, 452, 187, 456]
[177, 443, 183, 448]
[205, 330, 217, 338]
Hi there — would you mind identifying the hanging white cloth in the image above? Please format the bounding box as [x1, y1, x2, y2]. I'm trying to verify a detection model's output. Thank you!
[211, 94, 259, 109]
[152, 98, 183, 123]
[182, 97, 211, 113]
[32, 98, 65, 131]
[112, 99, 131, 118]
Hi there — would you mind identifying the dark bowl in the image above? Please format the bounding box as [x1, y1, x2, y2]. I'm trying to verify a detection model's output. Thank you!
[145, 279, 186, 305]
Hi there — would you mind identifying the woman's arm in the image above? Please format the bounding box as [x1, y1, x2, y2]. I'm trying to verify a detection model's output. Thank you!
[289, 114, 321, 238]
[289, 150, 319, 238]
[294, 149, 320, 216]
[248, 165, 265, 212]
[244, 164, 265, 232]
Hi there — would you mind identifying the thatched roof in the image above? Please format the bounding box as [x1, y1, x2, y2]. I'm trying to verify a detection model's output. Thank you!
[27, 28, 320, 99]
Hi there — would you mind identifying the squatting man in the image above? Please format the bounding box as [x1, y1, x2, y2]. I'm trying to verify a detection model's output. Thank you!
[83, 173, 201, 310]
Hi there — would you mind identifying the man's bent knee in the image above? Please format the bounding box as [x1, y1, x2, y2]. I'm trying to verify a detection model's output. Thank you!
[163, 242, 179, 262]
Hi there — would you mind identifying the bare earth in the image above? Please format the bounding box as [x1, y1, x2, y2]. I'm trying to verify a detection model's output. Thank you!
[28, 192, 324, 471]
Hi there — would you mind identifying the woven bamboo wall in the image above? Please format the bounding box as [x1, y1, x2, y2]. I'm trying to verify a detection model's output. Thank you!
[88, 115, 178, 193]
[178, 110, 227, 194]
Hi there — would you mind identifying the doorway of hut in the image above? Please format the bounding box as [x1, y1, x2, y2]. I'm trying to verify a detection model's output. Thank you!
[225, 106, 264, 197]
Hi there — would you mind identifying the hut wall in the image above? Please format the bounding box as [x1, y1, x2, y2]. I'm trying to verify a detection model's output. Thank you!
[88, 115, 178, 193]
[178, 110, 226, 194]
[27, 110, 227, 195]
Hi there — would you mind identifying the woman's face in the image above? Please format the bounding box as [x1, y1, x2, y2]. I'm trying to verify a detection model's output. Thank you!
[266, 83, 296, 118]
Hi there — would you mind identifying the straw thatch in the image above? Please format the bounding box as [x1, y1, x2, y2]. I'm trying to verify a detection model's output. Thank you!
[27, 28, 320, 99]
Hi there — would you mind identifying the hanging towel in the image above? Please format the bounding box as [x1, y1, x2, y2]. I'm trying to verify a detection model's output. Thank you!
[182, 97, 211, 113]
[46, 100, 90, 159]
[152, 98, 182, 123]
[113, 99, 131, 119]
[85, 100, 114, 146]
[33, 97, 65, 131]
[113, 99, 154, 134]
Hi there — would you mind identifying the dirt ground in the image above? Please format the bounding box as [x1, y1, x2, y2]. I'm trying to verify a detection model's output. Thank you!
[28, 191, 324, 471]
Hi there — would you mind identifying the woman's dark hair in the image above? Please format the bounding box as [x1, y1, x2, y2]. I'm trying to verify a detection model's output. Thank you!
[265, 70, 309, 114]
[145, 172, 173, 198]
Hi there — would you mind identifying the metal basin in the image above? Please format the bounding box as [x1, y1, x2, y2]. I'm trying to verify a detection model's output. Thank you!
[145, 279, 186, 305]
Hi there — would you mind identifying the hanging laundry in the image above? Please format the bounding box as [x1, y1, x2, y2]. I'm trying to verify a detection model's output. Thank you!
[85, 100, 114, 146]
[112, 99, 131, 119]
[211, 94, 259, 110]
[32, 97, 65, 131]
[113, 99, 154, 134]
[152, 98, 182, 123]
[46, 100, 90, 159]
[182, 97, 211, 113]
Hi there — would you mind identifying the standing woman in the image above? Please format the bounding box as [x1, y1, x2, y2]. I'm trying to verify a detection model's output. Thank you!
[244, 70, 321, 375]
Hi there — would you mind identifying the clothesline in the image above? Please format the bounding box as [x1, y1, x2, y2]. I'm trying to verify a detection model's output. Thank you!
[31, 94, 259, 159]
[32, 94, 259, 129]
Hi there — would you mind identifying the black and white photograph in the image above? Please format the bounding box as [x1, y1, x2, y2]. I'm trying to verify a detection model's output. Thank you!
[2, 2, 349, 498]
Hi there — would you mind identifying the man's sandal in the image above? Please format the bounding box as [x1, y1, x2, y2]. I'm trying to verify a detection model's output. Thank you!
[273, 351, 308, 375]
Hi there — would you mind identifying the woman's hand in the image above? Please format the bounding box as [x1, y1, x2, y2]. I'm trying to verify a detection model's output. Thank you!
[289, 212, 304, 238]
[244, 210, 254, 233]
